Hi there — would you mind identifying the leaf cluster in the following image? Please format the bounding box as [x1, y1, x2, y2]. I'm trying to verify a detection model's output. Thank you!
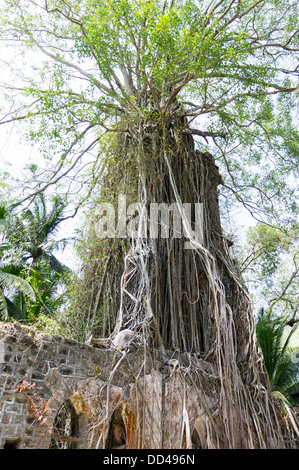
[0, 193, 72, 322]
[256, 307, 299, 404]
[0, 0, 298, 224]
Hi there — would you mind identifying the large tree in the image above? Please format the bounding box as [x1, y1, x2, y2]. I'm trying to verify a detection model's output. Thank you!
[0, 0, 299, 449]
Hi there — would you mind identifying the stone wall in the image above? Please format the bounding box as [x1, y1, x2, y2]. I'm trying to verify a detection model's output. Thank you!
[0, 322, 151, 449]
[0, 321, 216, 450]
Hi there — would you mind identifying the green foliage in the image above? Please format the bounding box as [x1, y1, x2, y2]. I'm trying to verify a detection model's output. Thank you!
[0, 265, 36, 321]
[0, 194, 72, 323]
[256, 308, 299, 404]
[247, 224, 291, 275]
[31, 313, 68, 336]
[238, 222, 298, 318]
[0, 0, 298, 226]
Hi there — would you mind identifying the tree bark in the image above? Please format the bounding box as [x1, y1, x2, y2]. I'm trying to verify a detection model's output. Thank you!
[75, 108, 298, 448]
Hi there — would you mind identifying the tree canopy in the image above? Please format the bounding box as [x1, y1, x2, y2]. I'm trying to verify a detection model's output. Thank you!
[238, 222, 298, 319]
[0, 0, 298, 225]
[0, 1, 299, 449]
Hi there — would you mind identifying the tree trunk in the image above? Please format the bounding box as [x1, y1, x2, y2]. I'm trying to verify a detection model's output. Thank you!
[75, 108, 298, 449]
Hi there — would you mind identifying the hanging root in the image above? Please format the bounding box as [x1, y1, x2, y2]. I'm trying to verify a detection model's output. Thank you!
[73, 112, 298, 449]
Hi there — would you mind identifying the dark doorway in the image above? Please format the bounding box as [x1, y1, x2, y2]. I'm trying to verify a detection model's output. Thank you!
[105, 405, 127, 449]
[49, 400, 79, 449]
[3, 437, 22, 449]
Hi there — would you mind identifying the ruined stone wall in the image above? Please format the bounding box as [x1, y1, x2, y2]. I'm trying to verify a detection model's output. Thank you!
[0, 321, 213, 450]
[0, 322, 148, 449]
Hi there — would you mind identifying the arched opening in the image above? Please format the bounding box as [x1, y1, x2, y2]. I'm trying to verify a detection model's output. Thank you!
[105, 405, 127, 449]
[191, 427, 202, 449]
[3, 437, 22, 449]
[49, 399, 79, 449]
[191, 415, 207, 449]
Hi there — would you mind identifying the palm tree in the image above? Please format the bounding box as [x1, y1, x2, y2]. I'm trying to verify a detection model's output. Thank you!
[1, 204, 36, 319]
[6, 194, 69, 272]
[1, 195, 71, 320]
[256, 308, 299, 404]
[0, 265, 36, 321]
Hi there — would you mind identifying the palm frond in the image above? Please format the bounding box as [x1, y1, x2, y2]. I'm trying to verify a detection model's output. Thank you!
[48, 253, 70, 275]
[0, 271, 36, 302]
[5, 297, 27, 321]
[256, 308, 299, 401]
[0, 288, 9, 321]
